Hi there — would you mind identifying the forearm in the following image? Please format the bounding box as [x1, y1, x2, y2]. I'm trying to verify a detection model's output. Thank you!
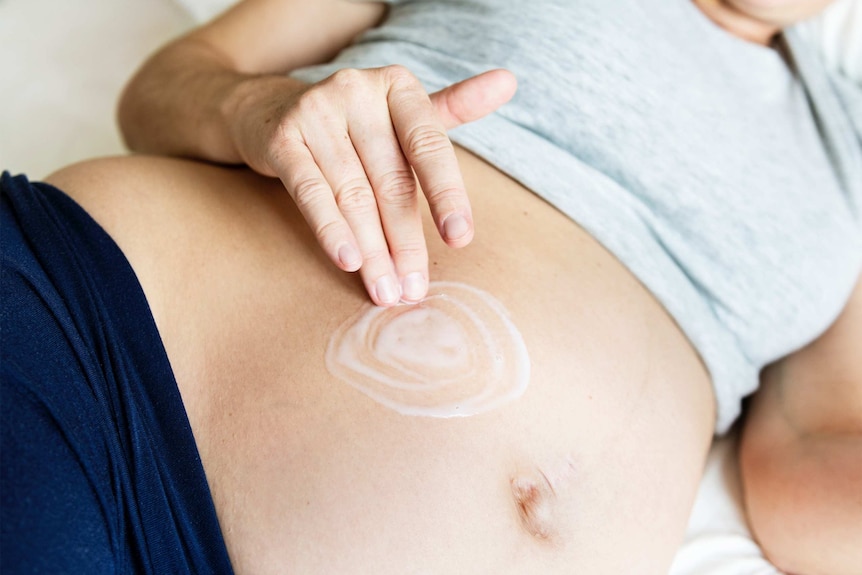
[118, 40, 267, 162]
[740, 369, 862, 575]
[117, 0, 386, 163]
[740, 276, 862, 575]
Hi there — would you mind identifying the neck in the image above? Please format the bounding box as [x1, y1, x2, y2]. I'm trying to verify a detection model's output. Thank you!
[692, 0, 780, 45]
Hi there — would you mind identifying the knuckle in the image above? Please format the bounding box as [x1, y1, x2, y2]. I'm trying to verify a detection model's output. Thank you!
[312, 218, 345, 245]
[329, 67, 365, 90]
[383, 64, 416, 86]
[294, 88, 328, 116]
[390, 241, 426, 261]
[336, 179, 377, 214]
[375, 169, 418, 206]
[291, 176, 330, 209]
[424, 185, 465, 207]
[403, 124, 451, 159]
[360, 246, 392, 265]
[323, 68, 379, 105]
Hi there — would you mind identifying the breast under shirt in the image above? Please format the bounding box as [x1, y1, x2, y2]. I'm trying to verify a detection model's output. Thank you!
[293, 0, 862, 432]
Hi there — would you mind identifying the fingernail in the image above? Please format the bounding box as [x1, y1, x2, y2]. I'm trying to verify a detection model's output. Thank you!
[374, 275, 400, 305]
[401, 272, 427, 302]
[338, 243, 361, 270]
[443, 214, 470, 241]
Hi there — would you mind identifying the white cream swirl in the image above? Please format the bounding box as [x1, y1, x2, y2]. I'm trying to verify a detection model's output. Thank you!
[326, 281, 530, 417]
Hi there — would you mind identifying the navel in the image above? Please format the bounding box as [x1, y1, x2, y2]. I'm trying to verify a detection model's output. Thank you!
[512, 475, 555, 540]
[325, 281, 530, 417]
[510, 457, 577, 542]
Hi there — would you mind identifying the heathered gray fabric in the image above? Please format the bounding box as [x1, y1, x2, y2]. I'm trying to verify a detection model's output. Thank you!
[292, 0, 862, 433]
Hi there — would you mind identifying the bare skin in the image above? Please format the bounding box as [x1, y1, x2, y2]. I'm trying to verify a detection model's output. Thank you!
[111, 0, 859, 572]
[740, 276, 862, 575]
[691, 2, 862, 572]
[118, 0, 516, 307]
[47, 150, 715, 573]
[692, 0, 835, 45]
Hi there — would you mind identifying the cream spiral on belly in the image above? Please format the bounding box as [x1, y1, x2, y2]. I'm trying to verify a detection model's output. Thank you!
[326, 282, 530, 417]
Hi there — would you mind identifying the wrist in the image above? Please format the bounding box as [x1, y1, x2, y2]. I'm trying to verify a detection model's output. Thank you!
[221, 74, 309, 175]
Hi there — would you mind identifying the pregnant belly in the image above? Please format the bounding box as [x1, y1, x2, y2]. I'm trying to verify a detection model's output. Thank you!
[108, 149, 716, 574]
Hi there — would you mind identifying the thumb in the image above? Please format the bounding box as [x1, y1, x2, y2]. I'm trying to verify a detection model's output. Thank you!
[429, 68, 517, 130]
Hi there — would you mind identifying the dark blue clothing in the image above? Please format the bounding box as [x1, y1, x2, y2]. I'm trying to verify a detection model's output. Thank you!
[1, 173, 234, 574]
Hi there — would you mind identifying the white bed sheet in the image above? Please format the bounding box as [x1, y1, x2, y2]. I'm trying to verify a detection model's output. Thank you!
[2, 0, 857, 572]
[0, 0, 193, 178]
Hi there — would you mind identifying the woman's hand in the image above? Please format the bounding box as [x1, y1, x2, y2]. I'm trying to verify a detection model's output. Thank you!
[118, 0, 515, 306]
[226, 66, 517, 306]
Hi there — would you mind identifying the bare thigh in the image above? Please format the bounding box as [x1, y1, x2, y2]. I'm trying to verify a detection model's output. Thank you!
[47, 149, 716, 574]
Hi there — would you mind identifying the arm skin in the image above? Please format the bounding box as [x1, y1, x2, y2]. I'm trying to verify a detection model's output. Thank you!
[740, 274, 862, 575]
[118, 0, 517, 307]
[117, 0, 387, 162]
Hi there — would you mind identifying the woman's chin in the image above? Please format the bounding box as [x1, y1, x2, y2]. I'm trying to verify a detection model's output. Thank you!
[725, 0, 836, 28]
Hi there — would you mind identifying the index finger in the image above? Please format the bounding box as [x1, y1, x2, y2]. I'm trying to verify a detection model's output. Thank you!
[385, 69, 474, 248]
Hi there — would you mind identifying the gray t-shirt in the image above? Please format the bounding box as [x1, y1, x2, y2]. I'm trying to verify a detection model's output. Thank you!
[293, 0, 862, 433]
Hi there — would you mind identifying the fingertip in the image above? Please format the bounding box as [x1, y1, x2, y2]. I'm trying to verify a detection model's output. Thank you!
[400, 272, 428, 303]
[372, 274, 402, 307]
[488, 67, 518, 88]
[337, 243, 362, 272]
[442, 213, 473, 246]
[484, 68, 518, 106]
